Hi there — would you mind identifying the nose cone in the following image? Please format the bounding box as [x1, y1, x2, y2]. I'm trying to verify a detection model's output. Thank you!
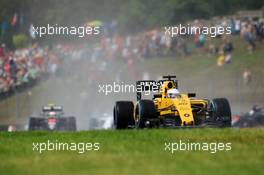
[172, 94, 194, 126]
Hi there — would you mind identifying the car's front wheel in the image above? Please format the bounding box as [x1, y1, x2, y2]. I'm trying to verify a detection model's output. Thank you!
[136, 100, 157, 128]
[209, 98, 231, 127]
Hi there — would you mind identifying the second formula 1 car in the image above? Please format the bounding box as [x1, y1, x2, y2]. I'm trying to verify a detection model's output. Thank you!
[113, 75, 231, 129]
[233, 105, 264, 127]
[28, 104, 77, 131]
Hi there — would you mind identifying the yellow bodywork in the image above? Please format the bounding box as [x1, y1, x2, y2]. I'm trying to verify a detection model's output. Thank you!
[154, 94, 194, 125]
[137, 80, 208, 126]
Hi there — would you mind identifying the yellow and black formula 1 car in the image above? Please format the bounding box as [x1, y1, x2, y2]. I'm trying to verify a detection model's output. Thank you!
[113, 75, 231, 129]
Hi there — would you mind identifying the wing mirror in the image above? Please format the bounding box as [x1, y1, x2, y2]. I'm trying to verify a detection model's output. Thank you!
[154, 94, 162, 98]
[188, 93, 196, 98]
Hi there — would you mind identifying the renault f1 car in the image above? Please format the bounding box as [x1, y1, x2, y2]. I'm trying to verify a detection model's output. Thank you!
[28, 104, 77, 131]
[113, 75, 231, 129]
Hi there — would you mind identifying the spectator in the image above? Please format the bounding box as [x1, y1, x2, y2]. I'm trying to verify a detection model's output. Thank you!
[255, 20, 264, 42]
[222, 38, 233, 64]
[217, 52, 225, 66]
[243, 69, 252, 85]
[242, 23, 256, 52]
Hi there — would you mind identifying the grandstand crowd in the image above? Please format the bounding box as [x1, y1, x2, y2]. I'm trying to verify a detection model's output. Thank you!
[95, 17, 264, 63]
[0, 15, 263, 97]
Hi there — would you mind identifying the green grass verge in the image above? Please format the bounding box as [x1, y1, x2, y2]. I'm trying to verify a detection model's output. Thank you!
[0, 128, 264, 175]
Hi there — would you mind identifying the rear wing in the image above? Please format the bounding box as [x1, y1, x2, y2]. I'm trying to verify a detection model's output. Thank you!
[136, 80, 178, 101]
[42, 106, 63, 112]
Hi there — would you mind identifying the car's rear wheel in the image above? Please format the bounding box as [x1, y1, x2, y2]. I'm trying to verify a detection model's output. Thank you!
[65, 117, 77, 131]
[209, 98, 231, 127]
[136, 100, 157, 128]
[113, 101, 134, 129]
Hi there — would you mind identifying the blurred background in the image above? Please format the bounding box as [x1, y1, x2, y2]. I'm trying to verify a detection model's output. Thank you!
[0, 0, 264, 130]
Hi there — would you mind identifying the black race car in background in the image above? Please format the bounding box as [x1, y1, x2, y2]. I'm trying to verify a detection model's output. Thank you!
[28, 104, 77, 131]
[232, 105, 264, 127]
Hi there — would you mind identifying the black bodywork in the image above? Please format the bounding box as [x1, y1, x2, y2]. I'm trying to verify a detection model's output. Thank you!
[233, 106, 264, 127]
[28, 105, 77, 131]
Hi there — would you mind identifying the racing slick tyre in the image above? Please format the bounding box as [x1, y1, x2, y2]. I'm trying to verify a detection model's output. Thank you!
[56, 117, 77, 131]
[136, 100, 157, 128]
[113, 101, 134, 129]
[65, 117, 77, 131]
[28, 117, 47, 130]
[209, 98, 232, 127]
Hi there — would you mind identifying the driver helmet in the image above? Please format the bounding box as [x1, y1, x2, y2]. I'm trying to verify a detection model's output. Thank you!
[167, 88, 180, 98]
